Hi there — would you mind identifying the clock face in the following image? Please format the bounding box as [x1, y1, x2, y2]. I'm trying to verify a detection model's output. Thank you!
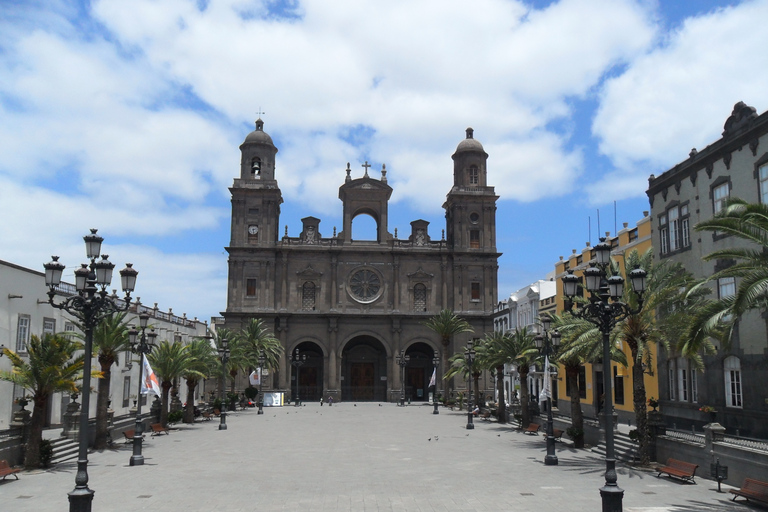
[248, 225, 259, 235]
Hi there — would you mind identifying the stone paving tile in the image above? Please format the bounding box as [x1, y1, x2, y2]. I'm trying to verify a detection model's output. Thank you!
[0, 403, 757, 511]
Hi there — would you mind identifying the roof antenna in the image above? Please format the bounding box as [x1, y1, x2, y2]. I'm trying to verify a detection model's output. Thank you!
[614, 200, 617, 237]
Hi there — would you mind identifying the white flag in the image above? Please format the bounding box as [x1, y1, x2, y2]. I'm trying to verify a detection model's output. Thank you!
[540, 355, 551, 405]
[249, 368, 261, 386]
[428, 367, 436, 387]
[141, 354, 162, 397]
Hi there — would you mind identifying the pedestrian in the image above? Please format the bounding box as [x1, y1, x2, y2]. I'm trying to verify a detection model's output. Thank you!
[320, 397, 324, 406]
[328, 396, 333, 406]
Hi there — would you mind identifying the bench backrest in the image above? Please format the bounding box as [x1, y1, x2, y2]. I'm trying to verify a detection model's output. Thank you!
[742, 478, 768, 494]
[0, 460, 9, 470]
[527, 423, 540, 431]
[667, 458, 698, 474]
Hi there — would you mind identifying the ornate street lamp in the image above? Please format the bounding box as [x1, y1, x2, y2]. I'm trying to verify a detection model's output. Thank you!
[127, 313, 157, 466]
[288, 348, 307, 406]
[561, 237, 647, 512]
[43, 229, 138, 512]
[395, 349, 410, 407]
[218, 338, 230, 430]
[257, 350, 266, 415]
[465, 340, 476, 430]
[432, 354, 440, 415]
[535, 315, 561, 466]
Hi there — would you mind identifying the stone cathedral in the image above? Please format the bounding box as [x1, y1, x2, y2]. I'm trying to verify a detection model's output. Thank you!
[223, 120, 500, 402]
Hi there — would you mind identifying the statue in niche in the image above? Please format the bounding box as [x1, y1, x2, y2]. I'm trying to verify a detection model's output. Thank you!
[305, 226, 316, 244]
[414, 229, 426, 246]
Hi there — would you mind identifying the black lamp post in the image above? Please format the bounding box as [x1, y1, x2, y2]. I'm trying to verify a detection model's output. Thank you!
[432, 354, 440, 415]
[128, 313, 157, 466]
[257, 350, 266, 415]
[395, 349, 410, 407]
[218, 338, 230, 430]
[535, 315, 561, 466]
[562, 237, 647, 512]
[43, 229, 138, 512]
[288, 348, 307, 406]
[465, 340, 476, 430]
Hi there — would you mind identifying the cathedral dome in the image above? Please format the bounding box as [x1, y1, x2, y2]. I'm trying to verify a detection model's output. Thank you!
[454, 127, 484, 153]
[243, 118, 275, 146]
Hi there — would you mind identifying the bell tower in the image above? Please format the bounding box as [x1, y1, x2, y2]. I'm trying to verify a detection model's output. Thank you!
[229, 119, 283, 247]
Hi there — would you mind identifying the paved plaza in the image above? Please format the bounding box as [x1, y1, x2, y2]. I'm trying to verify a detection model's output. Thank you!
[0, 403, 757, 511]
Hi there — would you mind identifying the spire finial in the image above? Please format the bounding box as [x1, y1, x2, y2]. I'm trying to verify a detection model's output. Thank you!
[381, 163, 387, 183]
[345, 163, 351, 183]
[466, 127, 474, 139]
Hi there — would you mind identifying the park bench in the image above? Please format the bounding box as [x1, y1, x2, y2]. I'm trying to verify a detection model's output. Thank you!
[150, 423, 170, 436]
[201, 411, 213, 421]
[0, 459, 20, 480]
[122, 429, 136, 444]
[730, 478, 768, 505]
[545, 428, 564, 442]
[524, 423, 541, 435]
[656, 458, 698, 483]
[480, 410, 492, 421]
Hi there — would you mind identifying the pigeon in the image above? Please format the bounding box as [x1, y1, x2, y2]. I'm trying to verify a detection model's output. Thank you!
[428, 438, 431, 441]
[435, 436, 439, 441]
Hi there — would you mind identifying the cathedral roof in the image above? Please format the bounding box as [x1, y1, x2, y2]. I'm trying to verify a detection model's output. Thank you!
[243, 118, 275, 146]
[454, 127, 485, 153]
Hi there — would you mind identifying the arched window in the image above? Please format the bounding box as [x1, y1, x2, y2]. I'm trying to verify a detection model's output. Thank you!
[302, 282, 316, 311]
[251, 157, 261, 178]
[413, 283, 427, 312]
[724, 356, 742, 408]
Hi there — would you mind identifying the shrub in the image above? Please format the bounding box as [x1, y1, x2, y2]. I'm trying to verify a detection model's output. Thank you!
[167, 410, 184, 424]
[628, 429, 639, 443]
[39, 439, 54, 468]
[244, 386, 258, 400]
[566, 427, 584, 440]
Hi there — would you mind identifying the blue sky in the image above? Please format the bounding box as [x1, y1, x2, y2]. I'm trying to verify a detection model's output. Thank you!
[1, 0, 767, 323]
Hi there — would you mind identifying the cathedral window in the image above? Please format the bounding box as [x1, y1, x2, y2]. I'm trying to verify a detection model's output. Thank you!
[413, 283, 427, 312]
[251, 157, 261, 178]
[470, 282, 480, 301]
[468, 166, 479, 185]
[246, 279, 257, 297]
[302, 282, 316, 311]
[470, 230, 480, 249]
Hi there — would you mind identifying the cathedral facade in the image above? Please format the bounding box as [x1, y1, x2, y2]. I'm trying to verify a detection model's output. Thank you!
[223, 120, 500, 402]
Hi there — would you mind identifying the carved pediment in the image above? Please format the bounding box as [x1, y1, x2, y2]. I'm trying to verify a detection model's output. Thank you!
[296, 265, 323, 279]
[407, 267, 434, 281]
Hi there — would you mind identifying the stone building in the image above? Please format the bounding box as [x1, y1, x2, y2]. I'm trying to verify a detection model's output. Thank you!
[646, 101, 768, 437]
[223, 120, 500, 402]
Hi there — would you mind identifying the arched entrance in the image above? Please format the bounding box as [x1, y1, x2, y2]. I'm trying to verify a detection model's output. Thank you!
[405, 342, 437, 402]
[341, 335, 387, 401]
[292, 341, 324, 402]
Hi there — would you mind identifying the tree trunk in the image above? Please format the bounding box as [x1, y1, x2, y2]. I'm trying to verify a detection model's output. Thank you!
[229, 369, 237, 394]
[183, 379, 197, 424]
[24, 396, 47, 469]
[566, 364, 584, 448]
[160, 381, 171, 427]
[496, 365, 506, 423]
[473, 372, 481, 408]
[519, 368, 531, 427]
[94, 356, 114, 450]
[441, 339, 450, 402]
[632, 358, 650, 465]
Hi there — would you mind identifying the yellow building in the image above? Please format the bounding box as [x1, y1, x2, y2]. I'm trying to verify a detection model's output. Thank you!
[552, 212, 659, 425]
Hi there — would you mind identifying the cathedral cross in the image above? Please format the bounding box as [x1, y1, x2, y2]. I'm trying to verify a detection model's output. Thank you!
[362, 161, 371, 177]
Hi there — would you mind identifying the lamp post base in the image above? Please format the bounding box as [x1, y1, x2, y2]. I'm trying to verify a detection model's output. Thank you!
[599, 483, 624, 512]
[129, 454, 144, 466]
[433, 401, 439, 414]
[544, 453, 558, 466]
[219, 412, 227, 430]
[466, 412, 474, 429]
[68, 486, 95, 512]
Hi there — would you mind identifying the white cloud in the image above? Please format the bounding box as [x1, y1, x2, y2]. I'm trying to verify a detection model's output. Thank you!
[591, 0, 768, 204]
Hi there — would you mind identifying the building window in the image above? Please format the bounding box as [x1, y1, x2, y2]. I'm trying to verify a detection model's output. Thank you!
[678, 366, 688, 401]
[691, 369, 698, 403]
[470, 282, 480, 301]
[43, 318, 56, 336]
[718, 277, 735, 299]
[668, 207, 679, 251]
[468, 166, 479, 185]
[469, 230, 480, 249]
[668, 362, 676, 401]
[566, 366, 587, 399]
[713, 182, 729, 214]
[251, 157, 261, 178]
[613, 366, 624, 405]
[724, 356, 742, 408]
[16, 315, 30, 352]
[660, 204, 690, 255]
[681, 204, 690, 247]
[301, 282, 316, 311]
[760, 164, 768, 204]
[659, 214, 669, 254]
[413, 283, 427, 312]
[123, 377, 131, 408]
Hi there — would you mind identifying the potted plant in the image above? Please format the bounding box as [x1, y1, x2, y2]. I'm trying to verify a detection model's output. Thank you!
[699, 405, 717, 423]
[648, 397, 659, 411]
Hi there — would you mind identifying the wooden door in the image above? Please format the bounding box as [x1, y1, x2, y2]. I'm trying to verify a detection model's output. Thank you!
[350, 363, 375, 400]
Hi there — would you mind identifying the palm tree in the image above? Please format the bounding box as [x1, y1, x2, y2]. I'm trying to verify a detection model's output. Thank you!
[85, 312, 131, 450]
[616, 249, 707, 465]
[684, 198, 768, 354]
[423, 310, 474, 401]
[1, 335, 84, 468]
[444, 351, 473, 408]
[236, 317, 283, 376]
[182, 338, 217, 423]
[505, 328, 542, 428]
[147, 340, 192, 427]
